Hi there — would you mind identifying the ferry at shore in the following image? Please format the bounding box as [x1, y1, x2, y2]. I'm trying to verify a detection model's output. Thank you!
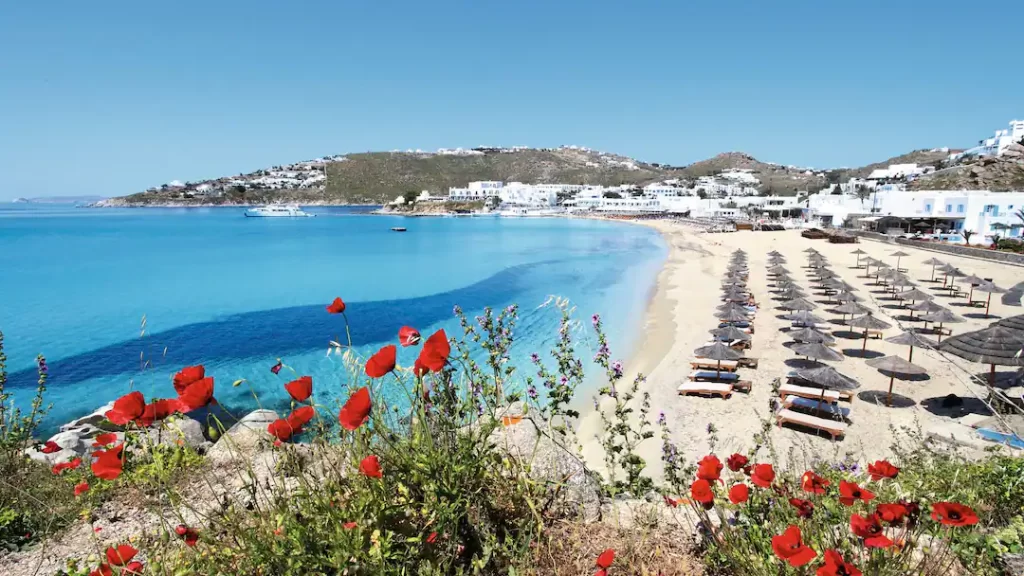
[243, 204, 314, 218]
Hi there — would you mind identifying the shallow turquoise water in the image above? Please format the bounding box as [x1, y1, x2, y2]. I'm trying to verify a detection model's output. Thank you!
[0, 204, 666, 431]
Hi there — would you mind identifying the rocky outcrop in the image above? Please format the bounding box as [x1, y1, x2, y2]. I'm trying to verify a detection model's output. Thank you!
[910, 145, 1024, 191]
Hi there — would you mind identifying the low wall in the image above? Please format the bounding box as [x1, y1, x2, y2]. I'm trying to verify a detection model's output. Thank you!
[851, 231, 1024, 267]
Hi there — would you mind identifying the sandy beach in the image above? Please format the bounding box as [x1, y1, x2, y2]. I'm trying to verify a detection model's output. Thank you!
[578, 223, 1023, 479]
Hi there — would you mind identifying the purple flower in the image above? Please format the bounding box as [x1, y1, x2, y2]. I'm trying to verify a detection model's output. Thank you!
[657, 411, 666, 426]
[611, 361, 623, 379]
[530, 353, 540, 364]
[527, 384, 539, 401]
[453, 305, 462, 315]
[591, 314, 600, 327]
[560, 376, 568, 385]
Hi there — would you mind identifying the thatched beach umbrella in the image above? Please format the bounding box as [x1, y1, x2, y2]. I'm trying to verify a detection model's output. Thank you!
[851, 248, 867, 268]
[694, 340, 744, 378]
[717, 309, 752, 323]
[885, 330, 938, 362]
[834, 301, 872, 324]
[922, 257, 945, 281]
[835, 290, 861, 302]
[865, 355, 927, 407]
[908, 299, 945, 322]
[961, 274, 987, 302]
[974, 281, 1007, 318]
[792, 342, 845, 363]
[941, 266, 966, 291]
[717, 302, 751, 315]
[789, 327, 837, 345]
[1000, 281, 1024, 307]
[711, 326, 753, 342]
[861, 256, 879, 274]
[767, 264, 790, 275]
[898, 287, 933, 307]
[938, 324, 1024, 386]
[847, 313, 892, 356]
[919, 308, 964, 342]
[786, 310, 827, 326]
[803, 248, 819, 254]
[891, 250, 910, 271]
[781, 298, 818, 311]
[995, 314, 1024, 332]
[792, 366, 860, 392]
[777, 287, 808, 301]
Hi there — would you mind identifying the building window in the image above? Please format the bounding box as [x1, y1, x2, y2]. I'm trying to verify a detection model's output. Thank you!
[925, 203, 932, 212]
[957, 204, 964, 213]
[945, 204, 952, 212]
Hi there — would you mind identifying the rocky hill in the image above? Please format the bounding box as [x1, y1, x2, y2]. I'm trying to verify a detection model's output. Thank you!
[908, 143, 1024, 191]
[663, 152, 826, 195]
[838, 149, 955, 180]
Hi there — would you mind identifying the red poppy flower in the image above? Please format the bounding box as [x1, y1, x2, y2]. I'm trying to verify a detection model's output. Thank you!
[283, 376, 313, 402]
[750, 463, 775, 488]
[596, 548, 615, 569]
[876, 503, 909, 524]
[338, 387, 371, 430]
[40, 440, 61, 454]
[365, 345, 397, 378]
[838, 480, 875, 506]
[287, 405, 315, 428]
[326, 297, 346, 314]
[801, 471, 830, 494]
[412, 357, 431, 377]
[900, 500, 921, 522]
[416, 329, 450, 372]
[697, 455, 723, 482]
[930, 502, 978, 527]
[789, 498, 815, 518]
[92, 445, 125, 481]
[173, 365, 205, 394]
[267, 418, 299, 442]
[136, 398, 183, 427]
[867, 460, 899, 481]
[74, 481, 90, 496]
[343, 521, 357, 530]
[105, 391, 146, 426]
[124, 561, 144, 574]
[175, 524, 199, 546]
[177, 377, 215, 412]
[690, 479, 714, 509]
[359, 454, 382, 478]
[399, 326, 421, 347]
[729, 483, 749, 504]
[88, 565, 113, 576]
[91, 433, 118, 448]
[52, 458, 82, 475]
[771, 525, 816, 567]
[817, 549, 862, 576]
[426, 531, 438, 544]
[270, 361, 283, 374]
[663, 495, 681, 507]
[105, 544, 138, 566]
[850, 514, 893, 548]
[726, 453, 749, 472]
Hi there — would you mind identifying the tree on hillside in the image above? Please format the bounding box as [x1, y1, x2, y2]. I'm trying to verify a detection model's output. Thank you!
[855, 185, 871, 203]
[696, 189, 707, 199]
[603, 192, 622, 199]
[402, 191, 419, 205]
[831, 184, 843, 195]
[962, 230, 974, 245]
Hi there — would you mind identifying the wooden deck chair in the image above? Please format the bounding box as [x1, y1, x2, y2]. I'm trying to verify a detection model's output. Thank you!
[678, 382, 733, 399]
[784, 396, 851, 420]
[778, 383, 840, 403]
[690, 359, 738, 372]
[775, 408, 847, 440]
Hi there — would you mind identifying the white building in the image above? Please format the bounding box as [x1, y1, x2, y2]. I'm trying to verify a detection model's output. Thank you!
[448, 181, 505, 201]
[643, 183, 690, 197]
[958, 119, 1024, 159]
[866, 164, 932, 181]
[807, 188, 1024, 241]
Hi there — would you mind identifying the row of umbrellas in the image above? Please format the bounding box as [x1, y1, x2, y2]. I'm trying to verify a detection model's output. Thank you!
[695, 249, 754, 377]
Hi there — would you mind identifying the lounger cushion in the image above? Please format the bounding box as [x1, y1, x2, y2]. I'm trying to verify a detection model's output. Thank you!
[785, 396, 851, 419]
[690, 370, 740, 381]
[776, 408, 847, 437]
[678, 382, 733, 396]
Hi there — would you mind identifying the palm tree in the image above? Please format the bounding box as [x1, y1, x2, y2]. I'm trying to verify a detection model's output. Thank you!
[962, 229, 974, 245]
[1016, 208, 1024, 225]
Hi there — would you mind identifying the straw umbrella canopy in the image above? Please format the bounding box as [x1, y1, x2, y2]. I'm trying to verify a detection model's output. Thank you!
[974, 281, 1007, 317]
[777, 287, 808, 300]
[717, 309, 752, 323]
[803, 248, 819, 254]
[694, 340, 744, 378]
[847, 313, 892, 356]
[922, 257, 945, 281]
[711, 326, 753, 342]
[716, 302, 751, 315]
[908, 299, 944, 321]
[995, 314, 1024, 332]
[1001, 281, 1024, 307]
[861, 256, 879, 273]
[834, 291, 861, 303]
[898, 287, 933, 307]
[941, 266, 966, 290]
[851, 248, 867, 267]
[919, 308, 964, 342]
[791, 366, 860, 391]
[865, 355, 927, 407]
[938, 325, 1024, 386]
[834, 302, 872, 324]
[891, 250, 910, 271]
[767, 265, 790, 275]
[792, 342, 845, 363]
[786, 310, 827, 326]
[885, 330, 938, 362]
[789, 327, 837, 345]
[781, 298, 818, 311]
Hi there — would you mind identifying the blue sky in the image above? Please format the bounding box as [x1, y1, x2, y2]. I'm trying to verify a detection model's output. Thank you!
[1, 0, 1021, 200]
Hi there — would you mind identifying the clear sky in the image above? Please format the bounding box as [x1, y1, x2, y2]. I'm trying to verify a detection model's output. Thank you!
[1, 0, 1021, 200]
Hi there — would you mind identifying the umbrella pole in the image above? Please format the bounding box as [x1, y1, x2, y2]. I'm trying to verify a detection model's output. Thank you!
[930, 263, 936, 281]
[862, 329, 869, 356]
[937, 323, 944, 343]
[717, 360, 722, 380]
[968, 286, 974, 302]
[908, 345, 914, 362]
[985, 293, 992, 317]
[990, 364, 996, 387]
[887, 374, 895, 407]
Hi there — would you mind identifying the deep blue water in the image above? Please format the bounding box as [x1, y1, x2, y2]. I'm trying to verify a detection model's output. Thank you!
[0, 204, 666, 432]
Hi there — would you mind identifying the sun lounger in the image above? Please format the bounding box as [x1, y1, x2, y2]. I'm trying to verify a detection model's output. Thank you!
[866, 329, 885, 339]
[737, 357, 759, 369]
[784, 396, 851, 420]
[775, 408, 847, 440]
[690, 370, 739, 381]
[703, 339, 751, 350]
[719, 322, 753, 332]
[691, 359, 738, 372]
[784, 373, 854, 401]
[778, 383, 840, 403]
[678, 382, 733, 399]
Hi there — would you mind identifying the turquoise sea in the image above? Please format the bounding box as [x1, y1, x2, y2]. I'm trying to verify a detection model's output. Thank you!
[0, 204, 666, 432]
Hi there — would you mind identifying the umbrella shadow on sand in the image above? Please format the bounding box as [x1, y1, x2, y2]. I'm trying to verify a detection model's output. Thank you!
[968, 369, 1022, 390]
[964, 312, 1002, 320]
[842, 348, 886, 359]
[858, 390, 916, 408]
[832, 330, 865, 340]
[784, 358, 829, 369]
[920, 396, 994, 419]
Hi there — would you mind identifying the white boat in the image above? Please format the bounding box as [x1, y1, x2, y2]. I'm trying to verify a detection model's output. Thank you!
[243, 204, 313, 218]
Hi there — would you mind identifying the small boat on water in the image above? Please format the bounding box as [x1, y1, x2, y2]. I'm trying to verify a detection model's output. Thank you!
[391, 227, 407, 232]
[244, 204, 313, 218]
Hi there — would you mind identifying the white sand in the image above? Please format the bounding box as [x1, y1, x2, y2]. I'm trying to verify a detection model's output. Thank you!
[578, 224, 1023, 479]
